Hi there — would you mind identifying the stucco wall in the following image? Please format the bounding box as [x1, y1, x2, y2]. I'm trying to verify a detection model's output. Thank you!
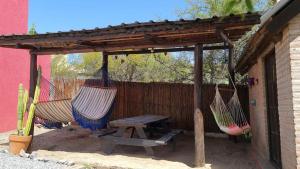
[248, 58, 269, 162]
[0, 1, 51, 132]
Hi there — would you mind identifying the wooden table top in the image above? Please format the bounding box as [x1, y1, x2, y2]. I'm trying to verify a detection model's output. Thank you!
[109, 115, 169, 127]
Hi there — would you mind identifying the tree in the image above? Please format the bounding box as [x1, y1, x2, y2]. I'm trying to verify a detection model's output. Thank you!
[51, 55, 78, 78]
[178, 0, 275, 84]
[50, 51, 194, 83]
[28, 24, 37, 35]
[224, 0, 277, 14]
[178, 0, 259, 18]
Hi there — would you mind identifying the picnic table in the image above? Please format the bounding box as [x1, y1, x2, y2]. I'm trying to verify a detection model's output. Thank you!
[103, 115, 181, 155]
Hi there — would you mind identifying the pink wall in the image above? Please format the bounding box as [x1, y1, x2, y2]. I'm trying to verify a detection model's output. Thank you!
[0, 0, 51, 132]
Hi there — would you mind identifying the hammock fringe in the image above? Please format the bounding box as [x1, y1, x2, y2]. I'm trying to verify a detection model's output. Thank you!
[72, 101, 115, 131]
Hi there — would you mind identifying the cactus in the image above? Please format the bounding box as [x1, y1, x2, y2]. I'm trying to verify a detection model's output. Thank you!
[23, 90, 29, 120]
[24, 66, 42, 136]
[17, 84, 24, 135]
[16, 84, 29, 136]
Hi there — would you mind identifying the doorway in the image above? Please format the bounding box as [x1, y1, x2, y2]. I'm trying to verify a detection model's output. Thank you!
[265, 51, 282, 168]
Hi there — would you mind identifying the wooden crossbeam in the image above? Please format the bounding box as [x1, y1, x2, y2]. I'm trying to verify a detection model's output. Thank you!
[106, 45, 229, 55]
[30, 41, 230, 55]
[218, 30, 234, 47]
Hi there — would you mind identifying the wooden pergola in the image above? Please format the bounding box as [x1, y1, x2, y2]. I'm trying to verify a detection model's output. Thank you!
[0, 13, 260, 167]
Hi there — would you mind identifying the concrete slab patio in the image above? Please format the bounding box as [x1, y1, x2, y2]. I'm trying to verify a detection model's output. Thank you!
[0, 126, 261, 169]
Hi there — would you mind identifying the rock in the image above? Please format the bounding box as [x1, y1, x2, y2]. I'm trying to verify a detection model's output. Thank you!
[36, 158, 49, 163]
[66, 161, 75, 166]
[19, 149, 30, 158]
[0, 152, 67, 169]
[0, 149, 8, 154]
[56, 159, 75, 166]
[29, 151, 38, 160]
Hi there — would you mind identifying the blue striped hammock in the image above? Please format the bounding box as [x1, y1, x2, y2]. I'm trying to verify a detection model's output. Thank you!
[35, 87, 117, 131]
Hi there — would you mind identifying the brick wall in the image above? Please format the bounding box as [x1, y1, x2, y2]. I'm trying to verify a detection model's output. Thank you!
[275, 21, 296, 169]
[287, 14, 300, 169]
[248, 13, 300, 169]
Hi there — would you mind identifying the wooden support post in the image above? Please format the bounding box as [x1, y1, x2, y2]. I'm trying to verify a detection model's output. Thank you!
[194, 44, 205, 167]
[28, 52, 37, 151]
[228, 46, 235, 87]
[102, 52, 109, 87]
[29, 53, 38, 98]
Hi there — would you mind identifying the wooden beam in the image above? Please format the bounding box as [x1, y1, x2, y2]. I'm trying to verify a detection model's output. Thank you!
[28, 52, 37, 152]
[194, 44, 205, 167]
[102, 52, 109, 87]
[106, 45, 229, 55]
[29, 53, 38, 98]
[16, 43, 38, 50]
[31, 44, 230, 56]
[218, 30, 234, 47]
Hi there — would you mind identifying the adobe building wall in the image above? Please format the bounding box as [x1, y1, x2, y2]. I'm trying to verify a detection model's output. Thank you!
[0, 1, 51, 132]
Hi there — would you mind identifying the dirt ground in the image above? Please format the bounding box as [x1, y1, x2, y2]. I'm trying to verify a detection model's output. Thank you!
[0, 125, 260, 169]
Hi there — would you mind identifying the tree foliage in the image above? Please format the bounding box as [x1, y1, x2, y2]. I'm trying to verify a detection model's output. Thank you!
[51, 55, 78, 78]
[28, 24, 37, 35]
[51, 52, 194, 83]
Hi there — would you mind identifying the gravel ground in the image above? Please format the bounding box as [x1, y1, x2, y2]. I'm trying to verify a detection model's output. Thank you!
[0, 152, 70, 169]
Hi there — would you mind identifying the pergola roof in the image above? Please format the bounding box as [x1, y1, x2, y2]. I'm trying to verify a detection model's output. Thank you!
[0, 13, 260, 55]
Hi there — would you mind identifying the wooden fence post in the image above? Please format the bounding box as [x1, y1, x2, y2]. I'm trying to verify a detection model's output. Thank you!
[194, 44, 205, 167]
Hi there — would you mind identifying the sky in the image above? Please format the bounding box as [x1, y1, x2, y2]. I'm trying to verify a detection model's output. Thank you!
[29, 0, 188, 33]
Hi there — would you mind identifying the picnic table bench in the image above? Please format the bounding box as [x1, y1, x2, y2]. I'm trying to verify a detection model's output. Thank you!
[102, 115, 182, 155]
